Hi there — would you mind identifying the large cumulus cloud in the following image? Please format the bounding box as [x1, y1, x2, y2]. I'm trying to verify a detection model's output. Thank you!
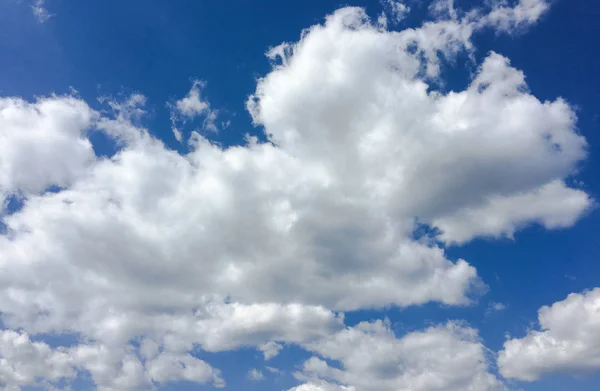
[0, 0, 591, 389]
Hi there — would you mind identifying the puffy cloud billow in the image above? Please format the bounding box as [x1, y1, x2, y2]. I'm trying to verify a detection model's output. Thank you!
[0, 0, 593, 390]
[499, 288, 600, 382]
[293, 321, 507, 391]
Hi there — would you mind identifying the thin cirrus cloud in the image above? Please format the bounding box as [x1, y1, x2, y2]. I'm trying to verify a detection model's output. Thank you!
[247, 368, 265, 381]
[31, 0, 53, 23]
[0, 0, 594, 390]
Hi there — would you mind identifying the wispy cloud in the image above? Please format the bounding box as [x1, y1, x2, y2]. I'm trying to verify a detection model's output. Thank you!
[31, 0, 53, 23]
[247, 368, 264, 381]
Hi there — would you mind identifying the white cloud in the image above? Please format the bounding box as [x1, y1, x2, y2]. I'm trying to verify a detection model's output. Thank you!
[482, 0, 550, 32]
[0, 330, 224, 391]
[289, 383, 355, 391]
[69, 343, 153, 391]
[0, 88, 483, 341]
[0, 330, 75, 389]
[247, 368, 265, 381]
[169, 80, 220, 141]
[172, 126, 183, 142]
[175, 80, 210, 118]
[249, 11, 588, 245]
[499, 288, 600, 381]
[31, 0, 53, 23]
[146, 352, 225, 387]
[266, 366, 282, 374]
[487, 302, 507, 314]
[382, 0, 410, 24]
[175, 302, 344, 352]
[429, 0, 550, 33]
[0, 1, 587, 389]
[259, 341, 283, 360]
[0, 96, 96, 206]
[433, 180, 591, 245]
[293, 321, 507, 391]
[485, 302, 508, 317]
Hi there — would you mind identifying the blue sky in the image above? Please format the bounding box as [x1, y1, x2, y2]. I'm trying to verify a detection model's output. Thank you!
[1, 1, 599, 391]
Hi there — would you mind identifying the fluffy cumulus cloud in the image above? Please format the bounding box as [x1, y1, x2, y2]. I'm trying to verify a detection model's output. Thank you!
[145, 352, 224, 387]
[0, 96, 96, 207]
[499, 288, 600, 381]
[252, 18, 589, 244]
[0, 0, 590, 389]
[0, 330, 75, 389]
[292, 321, 506, 391]
[0, 329, 224, 390]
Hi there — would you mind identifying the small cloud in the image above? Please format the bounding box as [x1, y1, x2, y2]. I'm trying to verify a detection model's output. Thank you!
[202, 109, 219, 132]
[481, 0, 550, 33]
[485, 301, 507, 316]
[96, 93, 149, 143]
[259, 341, 283, 360]
[247, 368, 264, 381]
[175, 80, 210, 118]
[382, 0, 411, 24]
[172, 126, 183, 142]
[99, 93, 147, 121]
[221, 119, 232, 130]
[265, 366, 281, 374]
[31, 0, 53, 23]
[377, 13, 388, 29]
[168, 80, 223, 143]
